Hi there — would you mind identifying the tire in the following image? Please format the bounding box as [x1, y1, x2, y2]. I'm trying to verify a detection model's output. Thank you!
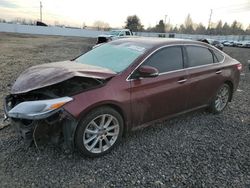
[75, 106, 124, 157]
[208, 83, 231, 114]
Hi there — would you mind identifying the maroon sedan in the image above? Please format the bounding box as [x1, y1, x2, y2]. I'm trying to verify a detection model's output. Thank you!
[4, 38, 242, 157]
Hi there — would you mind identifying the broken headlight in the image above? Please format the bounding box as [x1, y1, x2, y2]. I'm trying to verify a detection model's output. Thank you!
[7, 97, 73, 120]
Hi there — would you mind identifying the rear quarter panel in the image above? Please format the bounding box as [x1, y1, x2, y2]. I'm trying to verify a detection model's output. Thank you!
[222, 56, 241, 92]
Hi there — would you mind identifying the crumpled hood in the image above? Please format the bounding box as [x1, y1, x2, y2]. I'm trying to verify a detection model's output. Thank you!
[11, 61, 116, 94]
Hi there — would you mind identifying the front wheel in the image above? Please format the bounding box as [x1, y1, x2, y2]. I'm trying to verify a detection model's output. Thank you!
[75, 107, 123, 157]
[209, 83, 231, 114]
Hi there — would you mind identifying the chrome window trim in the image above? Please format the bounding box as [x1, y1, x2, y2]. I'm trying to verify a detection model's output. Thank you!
[126, 43, 225, 81]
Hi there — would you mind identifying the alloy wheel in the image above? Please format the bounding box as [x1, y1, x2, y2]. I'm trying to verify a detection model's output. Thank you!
[214, 85, 230, 112]
[83, 114, 120, 154]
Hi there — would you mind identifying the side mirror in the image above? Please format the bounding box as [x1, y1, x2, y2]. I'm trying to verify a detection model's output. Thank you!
[137, 65, 159, 78]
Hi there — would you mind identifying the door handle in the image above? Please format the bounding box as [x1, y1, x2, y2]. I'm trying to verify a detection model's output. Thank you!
[178, 79, 187, 83]
[216, 70, 222, 74]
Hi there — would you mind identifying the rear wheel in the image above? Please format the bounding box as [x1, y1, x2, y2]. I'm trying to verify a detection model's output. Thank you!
[75, 107, 123, 157]
[209, 83, 231, 114]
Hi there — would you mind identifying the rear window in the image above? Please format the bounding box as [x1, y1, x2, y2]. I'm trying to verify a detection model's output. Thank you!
[186, 46, 213, 67]
[75, 43, 146, 73]
[213, 50, 224, 62]
[125, 31, 131, 35]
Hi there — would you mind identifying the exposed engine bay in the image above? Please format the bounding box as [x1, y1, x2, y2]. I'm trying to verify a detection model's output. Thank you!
[5, 76, 105, 150]
[8, 77, 103, 105]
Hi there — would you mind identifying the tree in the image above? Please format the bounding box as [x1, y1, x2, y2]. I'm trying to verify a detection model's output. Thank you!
[0, 18, 6, 23]
[196, 23, 206, 34]
[231, 20, 243, 34]
[222, 22, 230, 35]
[246, 24, 250, 35]
[93, 21, 110, 31]
[165, 23, 173, 32]
[179, 24, 185, 33]
[125, 15, 144, 32]
[215, 20, 223, 35]
[184, 14, 194, 33]
[155, 20, 165, 33]
[170, 25, 179, 33]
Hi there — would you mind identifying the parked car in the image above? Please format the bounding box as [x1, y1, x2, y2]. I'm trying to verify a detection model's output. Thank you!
[96, 29, 132, 45]
[198, 39, 223, 50]
[239, 41, 250, 48]
[220, 40, 228, 44]
[234, 41, 243, 47]
[211, 40, 224, 50]
[4, 38, 242, 157]
[223, 41, 234, 47]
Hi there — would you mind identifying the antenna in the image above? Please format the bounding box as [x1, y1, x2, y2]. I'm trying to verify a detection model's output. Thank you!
[40, 1, 43, 22]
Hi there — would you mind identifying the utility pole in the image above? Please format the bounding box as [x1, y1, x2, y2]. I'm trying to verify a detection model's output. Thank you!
[40, 1, 42, 22]
[165, 15, 167, 32]
[208, 9, 213, 29]
[164, 15, 168, 25]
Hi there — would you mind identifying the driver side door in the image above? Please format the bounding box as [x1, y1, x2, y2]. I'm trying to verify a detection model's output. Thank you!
[129, 46, 189, 127]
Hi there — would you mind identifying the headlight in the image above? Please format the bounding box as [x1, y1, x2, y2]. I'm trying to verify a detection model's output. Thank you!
[7, 97, 73, 120]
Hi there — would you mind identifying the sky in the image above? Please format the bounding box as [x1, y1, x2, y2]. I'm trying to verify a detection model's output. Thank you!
[0, 0, 250, 28]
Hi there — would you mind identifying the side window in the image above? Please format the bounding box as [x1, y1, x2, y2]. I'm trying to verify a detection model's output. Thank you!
[212, 49, 224, 62]
[186, 46, 213, 67]
[119, 31, 125, 36]
[143, 46, 183, 73]
[125, 31, 131, 36]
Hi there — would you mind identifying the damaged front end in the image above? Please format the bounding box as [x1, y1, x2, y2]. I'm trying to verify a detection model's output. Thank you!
[4, 76, 105, 150]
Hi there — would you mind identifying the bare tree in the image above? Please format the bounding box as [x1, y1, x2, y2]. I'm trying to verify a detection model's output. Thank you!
[93, 21, 110, 31]
[184, 14, 194, 33]
[215, 20, 223, 35]
[0, 18, 6, 23]
[246, 24, 250, 34]
[196, 23, 206, 34]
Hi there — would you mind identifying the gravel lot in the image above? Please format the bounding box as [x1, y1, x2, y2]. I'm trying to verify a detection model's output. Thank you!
[0, 33, 249, 187]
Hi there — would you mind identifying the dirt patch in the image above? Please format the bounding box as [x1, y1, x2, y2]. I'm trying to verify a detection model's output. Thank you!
[0, 32, 95, 117]
[0, 33, 249, 187]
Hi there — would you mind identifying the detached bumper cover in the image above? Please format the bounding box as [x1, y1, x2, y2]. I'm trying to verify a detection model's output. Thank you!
[4, 96, 78, 150]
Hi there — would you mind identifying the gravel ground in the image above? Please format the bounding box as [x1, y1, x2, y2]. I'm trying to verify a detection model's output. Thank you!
[0, 33, 249, 187]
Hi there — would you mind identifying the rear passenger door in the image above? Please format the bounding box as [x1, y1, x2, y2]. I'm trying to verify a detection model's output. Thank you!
[185, 45, 225, 109]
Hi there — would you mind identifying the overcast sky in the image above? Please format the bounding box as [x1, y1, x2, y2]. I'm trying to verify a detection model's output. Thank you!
[0, 0, 249, 28]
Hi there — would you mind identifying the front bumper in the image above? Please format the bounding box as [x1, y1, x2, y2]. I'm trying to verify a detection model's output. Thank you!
[4, 96, 78, 150]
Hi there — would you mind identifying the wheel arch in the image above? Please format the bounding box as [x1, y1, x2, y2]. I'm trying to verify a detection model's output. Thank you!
[105, 103, 128, 135]
[75, 102, 129, 137]
[224, 80, 234, 102]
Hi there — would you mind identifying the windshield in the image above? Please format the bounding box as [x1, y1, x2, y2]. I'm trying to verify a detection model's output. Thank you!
[75, 43, 146, 73]
[109, 30, 121, 36]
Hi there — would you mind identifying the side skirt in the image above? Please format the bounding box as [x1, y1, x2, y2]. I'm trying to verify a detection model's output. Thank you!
[131, 104, 208, 131]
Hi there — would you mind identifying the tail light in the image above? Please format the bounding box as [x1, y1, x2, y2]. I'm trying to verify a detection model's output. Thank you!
[237, 63, 242, 71]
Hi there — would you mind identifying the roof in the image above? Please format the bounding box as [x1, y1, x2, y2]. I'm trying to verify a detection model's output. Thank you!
[110, 37, 210, 50]
[110, 29, 130, 31]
